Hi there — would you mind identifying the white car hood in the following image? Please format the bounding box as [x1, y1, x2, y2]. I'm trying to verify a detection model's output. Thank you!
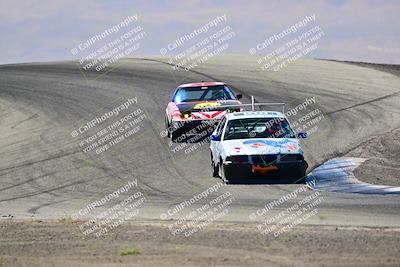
[222, 138, 303, 156]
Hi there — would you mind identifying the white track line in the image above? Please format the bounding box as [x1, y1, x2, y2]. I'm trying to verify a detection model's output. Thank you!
[306, 157, 400, 195]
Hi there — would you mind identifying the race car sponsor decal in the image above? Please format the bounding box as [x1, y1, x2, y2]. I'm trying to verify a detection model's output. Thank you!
[176, 100, 240, 114]
[242, 139, 296, 148]
[287, 144, 297, 151]
[246, 142, 267, 148]
[223, 139, 300, 156]
[240, 139, 299, 154]
[193, 102, 221, 110]
[234, 146, 242, 153]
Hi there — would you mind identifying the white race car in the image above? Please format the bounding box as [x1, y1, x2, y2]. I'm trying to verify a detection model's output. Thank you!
[210, 110, 308, 183]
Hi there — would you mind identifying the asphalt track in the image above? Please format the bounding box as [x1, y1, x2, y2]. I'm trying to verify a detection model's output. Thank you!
[0, 55, 400, 227]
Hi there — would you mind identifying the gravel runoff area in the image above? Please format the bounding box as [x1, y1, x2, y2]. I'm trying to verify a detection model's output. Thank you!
[329, 60, 400, 187]
[0, 220, 399, 267]
[346, 127, 400, 186]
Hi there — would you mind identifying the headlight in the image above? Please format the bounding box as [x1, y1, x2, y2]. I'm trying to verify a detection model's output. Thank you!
[181, 111, 191, 119]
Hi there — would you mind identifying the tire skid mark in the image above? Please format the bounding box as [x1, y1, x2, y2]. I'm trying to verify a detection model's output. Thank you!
[27, 199, 68, 214]
[0, 180, 86, 203]
[10, 113, 39, 129]
[326, 91, 400, 115]
[0, 171, 56, 192]
[0, 149, 81, 173]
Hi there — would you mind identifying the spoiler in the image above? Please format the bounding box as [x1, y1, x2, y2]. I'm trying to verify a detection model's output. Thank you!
[202, 96, 285, 113]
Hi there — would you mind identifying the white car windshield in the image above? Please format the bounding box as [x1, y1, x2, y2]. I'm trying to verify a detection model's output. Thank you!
[224, 117, 296, 140]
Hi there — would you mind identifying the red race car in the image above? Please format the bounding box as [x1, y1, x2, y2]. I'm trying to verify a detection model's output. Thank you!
[165, 82, 243, 141]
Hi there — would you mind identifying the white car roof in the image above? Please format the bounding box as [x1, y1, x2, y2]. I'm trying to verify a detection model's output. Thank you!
[225, 111, 286, 120]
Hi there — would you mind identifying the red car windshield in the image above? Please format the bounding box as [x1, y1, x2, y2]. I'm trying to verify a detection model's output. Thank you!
[173, 85, 236, 103]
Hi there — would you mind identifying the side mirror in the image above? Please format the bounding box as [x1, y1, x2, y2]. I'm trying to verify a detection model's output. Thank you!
[210, 134, 221, 141]
[297, 132, 307, 139]
[236, 94, 243, 100]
